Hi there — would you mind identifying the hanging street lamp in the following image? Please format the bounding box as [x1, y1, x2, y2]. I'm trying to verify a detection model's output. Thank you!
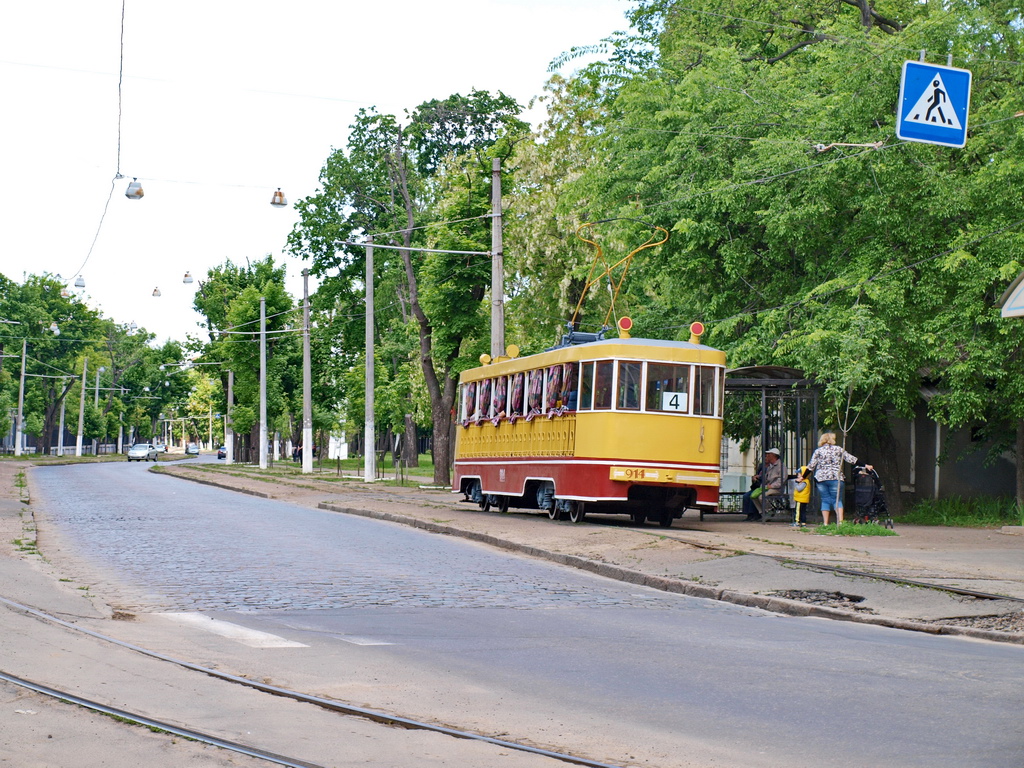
[125, 178, 144, 199]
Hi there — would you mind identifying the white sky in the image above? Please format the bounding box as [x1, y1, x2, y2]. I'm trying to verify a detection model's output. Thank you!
[0, 0, 631, 345]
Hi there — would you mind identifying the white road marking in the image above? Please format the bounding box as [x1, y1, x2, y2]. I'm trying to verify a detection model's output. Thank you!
[333, 635, 393, 646]
[160, 613, 308, 648]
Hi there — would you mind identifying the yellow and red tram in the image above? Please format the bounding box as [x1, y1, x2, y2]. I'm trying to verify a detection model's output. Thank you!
[453, 322, 726, 526]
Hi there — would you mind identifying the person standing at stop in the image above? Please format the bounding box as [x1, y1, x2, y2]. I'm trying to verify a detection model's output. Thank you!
[806, 432, 867, 526]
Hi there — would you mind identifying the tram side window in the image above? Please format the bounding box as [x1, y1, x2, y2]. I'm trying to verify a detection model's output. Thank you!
[510, 372, 525, 416]
[693, 365, 718, 416]
[580, 362, 594, 409]
[480, 378, 493, 418]
[493, 375, 507, 417]
[617, 361, 642, 410]
[593, 360, 613, 410]
[461, 381, 477, 421]
[545, 365, 562, 410]
[527, 369, 543, 414]
[561, 362, 577, 410]
[646, 363, 690, 413]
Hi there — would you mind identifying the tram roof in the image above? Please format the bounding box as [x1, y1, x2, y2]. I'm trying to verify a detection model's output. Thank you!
[462, 336, 727, 381]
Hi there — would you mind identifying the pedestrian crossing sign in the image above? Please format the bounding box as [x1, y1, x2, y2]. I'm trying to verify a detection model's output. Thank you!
[897, 61, 972, 148]
[1000, 270, 1024, 319]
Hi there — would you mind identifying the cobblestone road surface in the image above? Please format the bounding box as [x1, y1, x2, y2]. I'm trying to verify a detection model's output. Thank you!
[31, 462, 707, 614]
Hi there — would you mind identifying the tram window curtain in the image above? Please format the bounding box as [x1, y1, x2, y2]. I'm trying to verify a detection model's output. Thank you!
[545, 365, 562, 410]
[510, 372, 525, 415]
[617, 361, 642, 410]
[494, 375, 507, 416]
[461, 382, 477, 421]
[694, 366, 717, 416]
[480, 379, 493, 418]
[645, 363, 690, 412]
[528, 369, 543, 412]
[561, 363, 577, 409]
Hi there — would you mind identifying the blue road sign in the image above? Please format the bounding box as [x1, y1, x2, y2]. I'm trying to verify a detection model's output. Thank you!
[897, 61, 972, 148]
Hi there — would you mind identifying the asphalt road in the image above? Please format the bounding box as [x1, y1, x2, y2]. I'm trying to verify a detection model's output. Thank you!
[29, 460, 1024, 768]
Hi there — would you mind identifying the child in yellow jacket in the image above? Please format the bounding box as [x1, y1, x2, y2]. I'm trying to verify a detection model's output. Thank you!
[792, 466, 811, 527]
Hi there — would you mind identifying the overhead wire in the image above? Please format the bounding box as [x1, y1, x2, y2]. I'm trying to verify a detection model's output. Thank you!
[67, 0, 126, 285]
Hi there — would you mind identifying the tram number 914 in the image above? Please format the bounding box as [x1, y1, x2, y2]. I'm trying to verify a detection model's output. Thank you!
[622, 468, 648, 480]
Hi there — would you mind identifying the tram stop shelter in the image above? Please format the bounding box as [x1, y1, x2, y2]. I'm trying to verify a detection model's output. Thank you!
[721, 366, 821, 515]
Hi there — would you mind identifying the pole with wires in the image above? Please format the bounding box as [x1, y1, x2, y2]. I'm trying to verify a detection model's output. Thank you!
[14, 340, 26, 457]
[225, 370, 234, 466]
[76, 359, 87, 457]
[364, 238, 376, 482]
[259, 297, 268, 470]
[490, 158, 504, 358]
[301, 270, 313, 475]
[58, 379, 67, 457]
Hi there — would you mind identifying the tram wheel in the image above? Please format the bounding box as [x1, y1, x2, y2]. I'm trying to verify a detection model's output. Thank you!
[481, 494, 498, 512]
[658, 511, 673, 528]
[632, 511, 647, 526]
[497, 495, 510, 513]
[569, 502, 586, 524]
[547, 505, 560, 521]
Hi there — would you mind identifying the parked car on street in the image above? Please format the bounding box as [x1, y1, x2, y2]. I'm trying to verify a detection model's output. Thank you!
[127, 443, 159, 462]
[152, 441, 168, 452]
[185, 443, 200, 456]
[217, 445, 227, 459]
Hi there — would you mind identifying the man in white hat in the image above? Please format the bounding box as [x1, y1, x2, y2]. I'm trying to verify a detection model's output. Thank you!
[743, 447, 785, 521]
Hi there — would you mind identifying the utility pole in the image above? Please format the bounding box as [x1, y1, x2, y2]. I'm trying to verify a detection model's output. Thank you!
[57, 378, 67, 457]
[259, 296, 268, 470]
[14, 339, 25, 457]
[302, 269, 313, 475]
[75, 358, 87, 457]
[93, 366, 105, 456]
[225, 370, 234, 465]
[491, 157, 505, 358]
[364, 238, 375, 482]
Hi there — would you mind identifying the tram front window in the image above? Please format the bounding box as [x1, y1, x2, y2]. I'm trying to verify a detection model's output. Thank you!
[617, 361, 642, 410]
[593, 361, 613, 409]
[646, 363, 690, 412]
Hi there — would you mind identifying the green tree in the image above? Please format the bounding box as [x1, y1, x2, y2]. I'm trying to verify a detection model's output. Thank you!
[534, 0, 1024, 504]
[289, 91, 528, 484]
[0, 273, 105, 454]
[193, 257, 300, 461]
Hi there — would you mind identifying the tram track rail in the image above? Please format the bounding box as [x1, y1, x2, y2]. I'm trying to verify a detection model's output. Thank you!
[0, 668, 325, 768]
[0, 594, 627, 768]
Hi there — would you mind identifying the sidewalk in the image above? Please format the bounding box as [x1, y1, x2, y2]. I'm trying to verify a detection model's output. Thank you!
[157, 463, 1024, 644]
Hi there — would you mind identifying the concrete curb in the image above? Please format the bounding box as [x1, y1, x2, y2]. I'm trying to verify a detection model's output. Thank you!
[318, 501, 1024, 646]
[155, 468, 271, 499]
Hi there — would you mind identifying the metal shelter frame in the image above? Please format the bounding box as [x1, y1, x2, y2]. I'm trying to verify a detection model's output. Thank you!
[725, 366, 820, 474]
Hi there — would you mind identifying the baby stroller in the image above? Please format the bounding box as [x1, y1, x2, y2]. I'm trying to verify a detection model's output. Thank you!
[851, 465, 894, 528]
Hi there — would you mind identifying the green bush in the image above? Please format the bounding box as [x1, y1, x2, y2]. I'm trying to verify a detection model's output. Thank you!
[900, 496, 1021, 528]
